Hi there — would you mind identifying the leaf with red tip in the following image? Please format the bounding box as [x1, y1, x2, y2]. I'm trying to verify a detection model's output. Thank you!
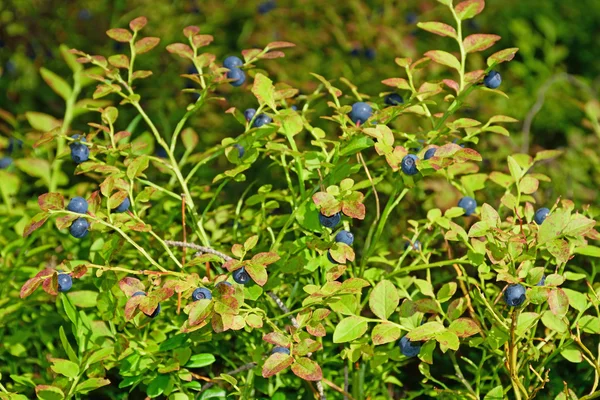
[135, 37, 160, 54]
[341, 200, 366, 220]
[381, 78, 411, 90]
[108, 54, 130, 69]
[262, 353, 294, 378]
[291, 357, 323, 381]
[251, 252, 280, 266]
[267, 41, 296, 49]
[443, 79, 459, 94]
[20, 268, 55, 298]
[261, 51, 285, 59]
[417, 22, 457, 39]
[223, 259, 243, 272]
[71, 265, 88, 279]
[183, 25, 200, 37]
[129, 17, 147, 32]
[188, 299, 213, 326]
[151, 287, 175, 302]
[192, 34, 213, 48]
[23, 212, 49, 238]
[242, 48, 262, 62]
[463, 34, 501, 53]
[106, 28, 132, 43]
[293, 338, 322, 356]
[245, 263, 268, 286]
[42, 273, 59, 295]
[166, 43, 194, 59]
[454, 0, 485, 20]
[448, 318, 481, 337]
[487, 48, 519, 67]
[424, 50, 461, 71]
[119, 277, 144, 297]
[263, 332, 290, 347]
[124, 295, 144, 320]
[38, 193, 64, 211]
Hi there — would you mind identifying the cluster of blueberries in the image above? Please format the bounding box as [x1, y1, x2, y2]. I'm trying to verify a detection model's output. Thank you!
[224, 56, 246, 87]
[350, 47, 377, 61]
[317, 210, 355, 264]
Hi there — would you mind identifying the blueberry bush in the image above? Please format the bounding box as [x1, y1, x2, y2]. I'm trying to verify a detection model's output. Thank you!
[2, 1, 600, 399]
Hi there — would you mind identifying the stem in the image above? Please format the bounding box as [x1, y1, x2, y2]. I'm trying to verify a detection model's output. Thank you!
[285, 132, 306, 198]
[451, 7, 467, 93]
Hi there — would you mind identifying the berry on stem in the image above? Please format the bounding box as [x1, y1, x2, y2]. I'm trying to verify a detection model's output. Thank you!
[349, 102, 372, 124]
[67, 197, 88, 214]
[57, 274, 72, 292]
[319, 212, 341, 229]
[70, 218, 90, 238]
[70, 143, 89, 164]
[534, 208, 550, 225]
[192, 288, 212, 301]
[114, 198, 130, 213]
[384, 93, 403, 106]
[253, 114, 272, 128]
[223, 56, 243, 69]
[271, 346, 290, 355]
[399, 335, 421, 357]
[132, 291, 161, 318]
[424, 148, 436, 160]
[401, 154, 419, 175]
[483, 70, 502, 89]
[458, 196, 477, 216]
[404, 240, 421, 251]
[232, 268, 250, 285]
[335, 230, 354, 246]
[244, 108, 256, 122]
[504, 284, 526, 307]
[227, 68, 246, 87]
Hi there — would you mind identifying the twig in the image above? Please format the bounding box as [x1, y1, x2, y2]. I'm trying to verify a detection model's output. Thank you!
[198, 362, 258, 393]
[267, 291, 299, 329]
[357, 152, 380, 221]
[165, 240, 232, 261]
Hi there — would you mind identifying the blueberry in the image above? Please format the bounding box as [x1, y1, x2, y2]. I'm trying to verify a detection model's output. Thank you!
[503, 284, 526, 307]
[244, 108, 256, 122]
[318, 212, 341, 229]
[67, 197, 88, 214]
[350, 48, 361, 57]
[291, 105, 298, 111]
[399, 335, 421, 358]
[405, 12, 418, 24]
[401, 154, 419, 175]
[404, 240, 421, 251]
[537, 275, 546, 287]
[483, 70, 502, 89]
[364, 48, 376, 60]
[534, 208, 550, 225]
[0, 157, 12, 169]
[253, 114, 273, 128]
[458, 196, 477, 216]
[271, 346, 290, 355]
[69, 134, 86, 146]
[232, 268, 251, 284]
[70, 143, 89, 164]
[384, 93, 403, 106]
[192, 288, 212, 301]
[227, 68, 246, 87]
[57, 273, 72, 292]
[233, 144, 245, 158]
[78, 9, 92, 20]
[114, 198, 130, 213]
[156, 147, 168, 158]
[70, 218, 90, 238]
[187, 65, 199, 75]
[349, 102, 372, 125]
[335, 230, 354, 246]
[257, 0, 276, 14]
[424, 148, 436, 160]
[452, 139, 466, 148]
[223, 56, 243, 70]
[327, 251, 340, 264]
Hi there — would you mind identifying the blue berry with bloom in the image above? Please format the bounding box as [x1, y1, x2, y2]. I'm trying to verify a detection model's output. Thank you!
[233, 268, 251, 285]
[70, 218, 90, 238]
[244, 108, 256, 122]
[67, 197, 88, 214]
[253, 114, 272, 128]
[227, 68, 246, 87]
[223, 56, 243, 69]
[335, 230, 354, 246]
[0, 157, 12, 169]
[319, 212, 341, 229]
[192, 288, 212, 301]
[504, 284, 526, 307]
[384, 93, 403, 106]
[114, 198, 130, 213]
[401, 154, 419, 175]
[272, 346, 290, 355]
[483, 70, 502, 89]
[458, 196, 477, 216]
[57, 274, 72, 292]
[349, 102, 372, 124]
[424, 148, 436, 160]
[534, 208, 550, 225]
[399, 335, 421, 357]
[70, 143, 89, 164]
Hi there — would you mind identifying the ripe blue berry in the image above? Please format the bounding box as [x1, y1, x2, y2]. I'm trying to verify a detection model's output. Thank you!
[350, 48, 361, 57]
[57, 273, 72, 292]
[114, 198, 130, 213]
[233, 144, 245, 158]
[70, 143, 89, 164]
[223, 56, 243, 70]
[424, 148, 436, 160]
[70, 218, 90, 238]
[458, 196, 477, 216]
[227, 68, 246, 87]
[156, 147, 168, 158]
[67, 197, 88, 214]
[534, 208, 550, 225]
[257, 0, 276, 14]
[399, 335, 421, 358]
[232, 268, 251, 285]
[7, 138, 23, 153]
[271, 346, 290, 355]
[319, 212, 341, 229]
[384, 93, 404, 106]
[132, 291, 146, 297]
[0, 157, 12, 169]
[504, 284, 526, 307]
[253, 114, 273, 128]
[483, 70, 502, 89]
[335, 230, 354, 246]
[349, 102, 372, 125]
[404, 240, 421, 251]
[401, 154, 419, 175]
[192, 288, 212, 301]
[364, 48, 376, 60]
[244, 108, 256, 122]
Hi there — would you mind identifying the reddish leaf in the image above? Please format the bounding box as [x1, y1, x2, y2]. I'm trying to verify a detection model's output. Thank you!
[465, 70, 486, 83]
[242, 48, 262, 62]
[188, 299, 213, 326]
[261, 51, 285, 59]
[108, 54, 130, 69]
[114, 130, 131, 142]
[23, 212, 49, 237]
[381, 78, 411, 90]
[291, 357, 322, 381]
[341, 201, 365, 220]
[262, 353, 294, 378]
[119, 277, 144, 297]
[548, 288, 570, 318]
[293, 338, 322, 356]
[20, 268, 55, 298]
[223, 259, 243, 272]
[417, 22, 457, 39]
[138, 295, 159, 316]
[192, 34, 214, 48]
[245, 263, 268, 286]
[129, 16, 147, 32]
[108, 191, 128, 209]
[455, 0, 485, 20]
[424, 50, 461, 71]
[42, 273, 59, 296]
[266, 41, 296, 49]
[443, 79, 459, 94]
[251, 252, 280, 265]
[166, 43, 194, 59]
[183, 26, 200, 37]
[38, 193, 64, 211]
[487, 48, 519, 67]
[263, 332, 290, 347]
[106, 28, 132, 43]
[124, 295, 144, 320]
[306, 321, 326, 337]
[463, 34, 501, 53]
[131, 70, 153, 80]
[448, 318, 481, 337]
[372, 323, 402, 345]
[71, 265, 88, 279]
[151, 287, 175, 302]
[135, 37, 160, 54]
[56, 214, 78, 230]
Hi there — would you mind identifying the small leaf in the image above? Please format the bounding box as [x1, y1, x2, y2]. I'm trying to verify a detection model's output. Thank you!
[372, 323, 401, 345]
[76, 378, 110, 393]
[448, 318, 480, 338]
[368, 280, 399, 320]
[135, 37, 160, 54]
[252, 73, 277, 111]
[463, 34, 501, 53]
[106, 28, 133, 43]
[266, 41, 296, 49]
[50, 359, 79, 379]
[166, 43, 194, 59]
[487, 48, 519, 67]
[40, 67, 72, 101]
[333, 316, 369, 343]
[406, 321, 446, 341]
[424, 50, 461, 71]
[417, 22, 457, 39]
[108, 54, 130, 69]
[129, 16, 148, 32]
[455, 0, 485, 20]
[126, 156, 149, 180]
[291, 357, 323, 381]
[23, 212, 49, 238]
[38, 193, 64, 211]
[262, 353, 293, 378]
[548, 288, 569, 318]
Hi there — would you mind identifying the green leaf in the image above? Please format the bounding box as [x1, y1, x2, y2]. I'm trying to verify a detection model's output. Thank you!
[417, 22, 457, 39]
[333, 316, 369, 343]
[50, 359, 79, 379]
[38, 193, 64, 211]
[560, 345, 583, 363]
[25, 112, 61, 131]
[538, 209, 569, 244]
[185, 353, 216, 368]
[437, 282, 457, 303]
[277, 110, 304, 137]
[147, 374, 170, 398]
[541, 310, 567, 333]
[61, 294, 79, 327]
[35, 385, 65, 400]
[372, 323, 401, 345]
[563, 289, 588, 312]
[406, 322, 446, 341]
[59, 326, 78, 363]
[60, 44, 83, 73]
[424, 50, 461, 71]
[414, 279, 435, 297]
[135, 37, 160, 54]
[40, 68, 72, 101]
[463, 34, 501, 53]
[487, 48, 519, 67]
[454, 0, 485, 20]
[579, 316, 600, 334]
[66, 291, 98, 308]
[261, 353, 294, 378]
[126, 156, 149, 180]
[106, 28, 132, 42]
[15, 158, 51, 186]
[368, 280, 399, 320]
[574, 245, 600, 257]
[484, 386, 505, 400]
[448, 318, 480, 337]
[87, 346, 114, 365]
[339, 136, 374, 156]
[435, 330, 460, 352]
[252, 73, 277, 111]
